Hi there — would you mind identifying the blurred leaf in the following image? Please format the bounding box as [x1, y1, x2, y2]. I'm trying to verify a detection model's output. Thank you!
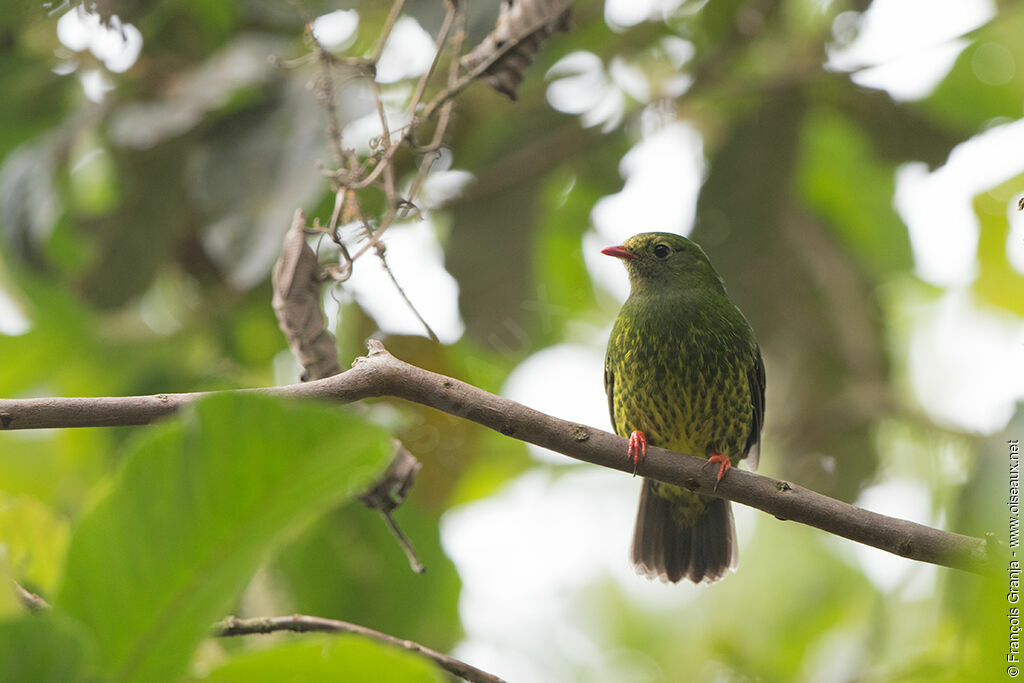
[0, 613, 94, 683]
[68, 132, 118, 216]
[695, 87, 885, 500]
[924, 6, 1024, 132]
[108, 34, 285, 151]
[973, 172, 1024, 314]
[797, 107, 912, 275]
[833, 84, 959, 168]
[76, 141, 187, 309]
[273, 496, 462, 654]
[591, 517, 875, 681]
[0, 493, 70, 596]
[55, 393, 393, 683]
[0, 274, 97, 396]
[188, 74, 327, 290]
[0, 54, 68, 159]
[0, 135, 61, 264]
[193, 634, 445, 683]
[448, 112, 596, 348]
[532, 130, 630, 340]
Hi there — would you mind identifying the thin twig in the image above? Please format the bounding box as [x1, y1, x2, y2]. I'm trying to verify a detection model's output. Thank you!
[0, 340, 997, 576]
[420, 11, 536, 122]
[13, 581, 51, 612]
[407, 0, 458, 124]
[302, 0, 464, 341]
[369, 78, 397, 201]
[306, 26, 348, 169]
[379, 509, 426, 573]
[374, 244, 439, 342]
[348, 2, 466, 261]
[214, 614, 505, 683]
[368, 0, 407, 65]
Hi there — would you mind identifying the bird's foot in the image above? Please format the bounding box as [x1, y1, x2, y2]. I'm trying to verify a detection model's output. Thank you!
[704, 451, 731, 492]
[627, 431, 647, 477]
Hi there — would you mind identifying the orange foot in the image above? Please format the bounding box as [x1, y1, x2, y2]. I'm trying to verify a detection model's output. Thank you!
[627, 430, 648, 477]
[704, 451, 732, 492]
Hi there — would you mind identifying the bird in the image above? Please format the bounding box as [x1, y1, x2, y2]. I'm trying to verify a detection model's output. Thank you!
[602, 232, 765, 584]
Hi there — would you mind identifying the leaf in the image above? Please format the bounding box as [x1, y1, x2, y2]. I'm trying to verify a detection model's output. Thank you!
[796, 107, 912, 276]
[0, 613, 94, 683]
[973, 172, 1024, 315]
[461, 0, 573, 100]
[108, 35, 284, 151]
[55, 393, 393, 683]
[188, 75, 328, 290]
[923, 6, 1024, 132]
[192, 634, 445, 683]
[0, 136, 61, 263]
[273, 499, 462, 655]
[0, 493, 71, 596]
[271, 209, 340, 381]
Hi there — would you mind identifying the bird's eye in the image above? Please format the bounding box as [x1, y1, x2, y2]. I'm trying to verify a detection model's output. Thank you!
[653, 244, 670, 259]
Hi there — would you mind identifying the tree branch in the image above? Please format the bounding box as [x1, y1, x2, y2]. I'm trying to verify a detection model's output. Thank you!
[0, 340, 995, 575]
[213, 614, 505, 683]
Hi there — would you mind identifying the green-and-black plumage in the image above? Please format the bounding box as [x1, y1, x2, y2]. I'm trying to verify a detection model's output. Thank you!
[603, 233, 765, 584]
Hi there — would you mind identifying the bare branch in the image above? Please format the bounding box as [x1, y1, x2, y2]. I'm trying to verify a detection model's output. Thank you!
[0, 341, 995, 576]
[214, 614, 505, 683]
[407, 0, 458, 120]
[368, 0, 407, 66]
[305, 25, 350, 170]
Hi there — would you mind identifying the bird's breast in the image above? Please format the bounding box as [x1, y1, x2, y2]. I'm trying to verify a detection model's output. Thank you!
[607, 308, 752, 461]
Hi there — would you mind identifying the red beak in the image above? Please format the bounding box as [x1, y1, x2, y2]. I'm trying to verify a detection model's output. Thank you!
[601, 245, 635, 260]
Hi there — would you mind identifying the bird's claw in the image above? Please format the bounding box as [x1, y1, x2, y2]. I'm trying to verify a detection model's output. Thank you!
[627, 431, 648, 477]
[704, 451, 731, 492]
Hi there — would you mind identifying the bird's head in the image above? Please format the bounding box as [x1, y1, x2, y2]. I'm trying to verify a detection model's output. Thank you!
[601, 232, 724, 293]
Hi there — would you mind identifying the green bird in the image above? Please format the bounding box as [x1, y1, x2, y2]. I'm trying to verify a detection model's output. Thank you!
[603, 232, 765, 584]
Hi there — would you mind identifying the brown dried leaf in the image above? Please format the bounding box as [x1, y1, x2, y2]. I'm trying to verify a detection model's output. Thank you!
[461, 0, 573, 100]
[271, 210, 341, 381]
[357, 444, 425, 573]
[356, 443, 422, 514]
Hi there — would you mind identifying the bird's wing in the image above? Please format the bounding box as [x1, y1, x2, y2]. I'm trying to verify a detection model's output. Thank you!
[604, 357, 619, 435]
[743, 345, 766, 471]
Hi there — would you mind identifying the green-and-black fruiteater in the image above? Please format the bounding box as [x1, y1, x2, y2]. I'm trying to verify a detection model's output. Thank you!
[603, 232, 765, 584]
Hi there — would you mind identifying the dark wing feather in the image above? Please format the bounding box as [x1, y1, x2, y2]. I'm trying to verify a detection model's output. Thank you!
[604, 357, 619, 435]
[743, 344, 766, 470]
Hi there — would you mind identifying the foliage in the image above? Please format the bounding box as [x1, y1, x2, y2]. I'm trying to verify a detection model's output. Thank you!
[0, 0, 1022, 681]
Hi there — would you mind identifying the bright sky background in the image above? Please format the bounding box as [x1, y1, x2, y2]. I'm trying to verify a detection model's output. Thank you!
[1, 3, 1021, 680]
[827, 0, 995, 100]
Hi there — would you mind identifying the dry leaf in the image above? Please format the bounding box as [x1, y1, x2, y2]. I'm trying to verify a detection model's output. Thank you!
[358, 444, 425, 573]
[461, 0, 573, 100]
[271, 210, 341, 381]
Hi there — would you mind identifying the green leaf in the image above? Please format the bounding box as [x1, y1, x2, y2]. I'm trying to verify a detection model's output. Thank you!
[796, 108, 912, 276]
[194, 634, 445, 683]
[923, 6, 1024, 131]
[0, 493, 70, 595]
[274, 499, 462, 654]
[973, 173, 1024, 314]
[55, 393, 393, 683]
[0, 614, 95, 683]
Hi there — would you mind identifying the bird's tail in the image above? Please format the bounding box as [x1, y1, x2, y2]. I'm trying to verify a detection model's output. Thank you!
[631, 478, 737, 584]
